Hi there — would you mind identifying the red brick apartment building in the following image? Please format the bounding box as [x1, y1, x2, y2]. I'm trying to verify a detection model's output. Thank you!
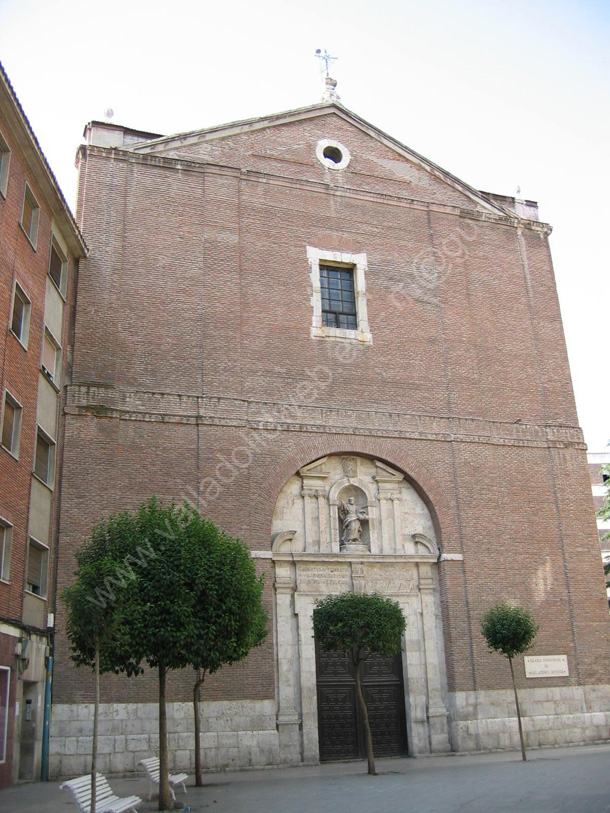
[44, 74, 610, 778]
[589, 451, 610, 555]
[0, 64, 86, 787]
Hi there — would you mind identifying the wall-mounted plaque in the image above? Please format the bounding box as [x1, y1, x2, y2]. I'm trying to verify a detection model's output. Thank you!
[524, 655, 569, 678]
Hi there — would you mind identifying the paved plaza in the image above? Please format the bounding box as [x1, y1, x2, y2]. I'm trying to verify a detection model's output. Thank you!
[2, 744, 610, 813]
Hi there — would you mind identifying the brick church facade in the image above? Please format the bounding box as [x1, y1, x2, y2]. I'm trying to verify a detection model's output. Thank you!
[48, 89, 610, 776]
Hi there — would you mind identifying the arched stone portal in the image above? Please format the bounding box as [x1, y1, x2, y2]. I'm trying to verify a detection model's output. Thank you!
[271, 454, 451, 764]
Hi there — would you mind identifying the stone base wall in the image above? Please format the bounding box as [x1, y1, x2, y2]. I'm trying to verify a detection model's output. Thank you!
[49, 700, 279, 779]
[50, 686, 610, 778]
[448, 685, 610, 752]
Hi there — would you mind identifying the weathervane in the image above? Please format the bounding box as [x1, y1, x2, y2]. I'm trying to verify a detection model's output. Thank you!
[315, 49, 341, 102]
[315, 49, 338, 77]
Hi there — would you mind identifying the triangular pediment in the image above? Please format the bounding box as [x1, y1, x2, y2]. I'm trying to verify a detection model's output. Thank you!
[374, 460, 405, 482]
[299, 456, 329, 475]
[130, 102, 513, 218]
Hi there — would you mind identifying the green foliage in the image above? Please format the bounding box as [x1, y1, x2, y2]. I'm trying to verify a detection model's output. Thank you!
[63, 510, 147, 675]
[480, 602, 538, 660]
[63, 498, 268, 676]
[313, 592, 406, 664]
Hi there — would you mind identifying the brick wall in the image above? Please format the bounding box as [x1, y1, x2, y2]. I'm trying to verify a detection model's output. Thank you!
[55, 108, 610, 714]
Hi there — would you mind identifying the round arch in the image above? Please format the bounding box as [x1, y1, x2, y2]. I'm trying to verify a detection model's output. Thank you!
[250, 433, 457, 550]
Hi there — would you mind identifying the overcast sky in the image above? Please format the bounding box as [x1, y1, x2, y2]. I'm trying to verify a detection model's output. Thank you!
[1, 0, 608, 450]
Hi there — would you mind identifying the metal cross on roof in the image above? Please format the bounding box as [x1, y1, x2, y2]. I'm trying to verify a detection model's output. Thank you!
[315, 49, 338, 77]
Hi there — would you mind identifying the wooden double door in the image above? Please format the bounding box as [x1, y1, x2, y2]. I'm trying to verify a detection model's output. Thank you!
[315, 644, 408, 762]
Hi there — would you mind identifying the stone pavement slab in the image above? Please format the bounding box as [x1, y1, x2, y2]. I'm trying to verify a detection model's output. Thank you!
[2, 744, 610, 813]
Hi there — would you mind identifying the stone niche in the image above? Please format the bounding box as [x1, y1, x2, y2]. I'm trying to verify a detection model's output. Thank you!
[270, 454, 450, 765]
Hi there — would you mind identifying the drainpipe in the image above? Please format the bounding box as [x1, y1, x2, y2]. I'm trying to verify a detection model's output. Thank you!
[40, 655, 53, 781]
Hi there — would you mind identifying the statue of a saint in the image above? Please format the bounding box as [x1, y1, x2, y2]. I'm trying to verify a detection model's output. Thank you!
[339, 497, 369, 548]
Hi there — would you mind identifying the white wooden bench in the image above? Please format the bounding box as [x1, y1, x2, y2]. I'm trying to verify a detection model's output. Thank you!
[138, 757, 188, 801]
[59, 773, 142, 813]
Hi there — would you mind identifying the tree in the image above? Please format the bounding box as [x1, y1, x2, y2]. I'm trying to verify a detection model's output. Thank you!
[313, 592, 406, 776]
[63, 498, 267, 811]
[63, 513, 144, 813]
[480, 602, 538, 761]
[188, 528, 267, 786]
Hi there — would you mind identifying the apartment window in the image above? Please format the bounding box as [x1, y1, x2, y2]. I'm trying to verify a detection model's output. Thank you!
[0, 667, 9, 763]
[48, 239, 67, 295]
[0, 131, 10, 198]
[10, 282, 31, 347]
[34, 428, 55, 486]
[41, 330, 60, 384]
[26, 538, 48, 597]
[1, 392, 22, 456]
[0, 522, 12, 582]
[320, 265, 357, 329]
[21, 185, 39, 247]
[307, 246, 372, 344]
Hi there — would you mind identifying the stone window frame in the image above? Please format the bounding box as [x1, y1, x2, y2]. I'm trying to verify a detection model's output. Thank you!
[0, 519, 12, 583]
[315, 139, 351, 170]
[0, 666, 9, 763]
[307, 246, 372, 344]
[1, 390, 22, 459]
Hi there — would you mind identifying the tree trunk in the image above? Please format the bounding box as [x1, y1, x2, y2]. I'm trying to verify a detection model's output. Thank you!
[193, 669, 206, 786]
[91, 639, 99, 813]
[158, 664, 172, 810]
[354, 654, 376, 775]
[509, 657, 527, 761]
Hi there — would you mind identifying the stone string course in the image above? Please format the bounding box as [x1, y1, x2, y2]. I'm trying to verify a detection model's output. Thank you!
[65, 386, 585, 451]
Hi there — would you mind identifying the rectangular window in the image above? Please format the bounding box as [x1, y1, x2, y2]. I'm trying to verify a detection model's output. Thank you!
[0, 522, 12, 582]
[320, 265, 358, 329]
[307, 247, 372, 344]
[34, 428, 55, 486]
[1, 392, 22, 456]
[26, 538, 48, 597]
[11, 282, 31, 347]
[48, 239, 67, 295]
[21, 185, 39, 247]
[0, 131, 10, 198]
[0, 667, 9, 763]
[41, 330, 60, 384]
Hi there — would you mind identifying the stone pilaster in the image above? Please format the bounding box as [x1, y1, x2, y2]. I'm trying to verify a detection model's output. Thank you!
[274, 563, 302, 764]
[419, 564, 450, 753]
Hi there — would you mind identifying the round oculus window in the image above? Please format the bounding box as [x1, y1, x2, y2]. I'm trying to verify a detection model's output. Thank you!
[316, 139, 351, 170]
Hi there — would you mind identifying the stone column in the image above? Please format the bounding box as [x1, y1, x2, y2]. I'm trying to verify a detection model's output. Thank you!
[376, 494, 392, 554]
[391, 494, 403, 553]
[316, 490, 330, 553]
[419, 565, 450, 753]
[299, 462, 329, 552]
[274, 562, 302, 764]
[374, 461, 404, 553]
[301, 489, 318, 553]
